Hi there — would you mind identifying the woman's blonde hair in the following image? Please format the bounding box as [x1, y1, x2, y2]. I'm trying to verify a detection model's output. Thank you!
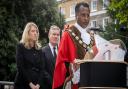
[20, 22, 41, 49]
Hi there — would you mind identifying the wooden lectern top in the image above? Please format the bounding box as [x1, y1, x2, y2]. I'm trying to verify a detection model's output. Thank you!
[79, 87, 127, 89]
[74, 59, 128, 65]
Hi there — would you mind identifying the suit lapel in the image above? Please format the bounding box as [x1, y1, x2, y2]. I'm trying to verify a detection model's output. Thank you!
[46, 45, 56, 64]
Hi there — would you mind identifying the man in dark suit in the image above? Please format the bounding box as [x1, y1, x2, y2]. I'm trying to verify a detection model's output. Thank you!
[42, 25, 60, 89]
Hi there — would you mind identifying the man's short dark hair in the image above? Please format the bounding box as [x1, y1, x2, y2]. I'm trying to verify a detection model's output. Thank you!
[75, 2, 90, 14]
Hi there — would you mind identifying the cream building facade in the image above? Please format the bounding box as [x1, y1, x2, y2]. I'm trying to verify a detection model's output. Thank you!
[58, 0, 110, 29]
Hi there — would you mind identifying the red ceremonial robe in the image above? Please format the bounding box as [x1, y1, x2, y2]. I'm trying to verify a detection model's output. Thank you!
[52, 27, 98, 89]
[52, 31, 77, 89]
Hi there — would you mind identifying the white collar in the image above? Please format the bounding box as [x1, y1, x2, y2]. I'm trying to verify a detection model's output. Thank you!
[74, 23, 91, 44]
[49, 43, 57, 49]
[74, 23, 88, 33]
[49, 43, 58, 55]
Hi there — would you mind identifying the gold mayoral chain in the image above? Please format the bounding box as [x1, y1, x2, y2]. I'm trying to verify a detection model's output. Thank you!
[68, 29, 95, 52]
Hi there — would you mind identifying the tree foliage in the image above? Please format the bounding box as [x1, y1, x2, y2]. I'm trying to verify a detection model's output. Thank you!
[98, 0, 128, 48]
[0, 0, 19, 81]
[108, 0, 128, 28]
[0, 0, 65, 81]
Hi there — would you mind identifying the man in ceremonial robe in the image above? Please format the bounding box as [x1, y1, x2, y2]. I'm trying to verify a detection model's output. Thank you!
[53, 2, 98, 89]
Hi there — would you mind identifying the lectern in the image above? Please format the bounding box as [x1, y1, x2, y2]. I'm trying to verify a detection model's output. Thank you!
[79, 60, 127, 89]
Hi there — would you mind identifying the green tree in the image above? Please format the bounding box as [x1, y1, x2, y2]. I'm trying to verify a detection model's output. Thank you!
[31, 0, 65, 42]
[107, 0, 128, 47]
[108, 0, 128, 28]
[0, 0, 65, 81]
[0, 0, 19, 81]
[99, 0, 128, 48]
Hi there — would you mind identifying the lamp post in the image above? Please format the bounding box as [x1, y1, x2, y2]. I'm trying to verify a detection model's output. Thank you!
[59, 6, 62, 28]
[59, 5, 63, 37]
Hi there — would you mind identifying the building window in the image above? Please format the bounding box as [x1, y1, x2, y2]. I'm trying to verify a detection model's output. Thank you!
[70, 4, 75, 17]
[103, 17, 109, 29]
[91, 20, 97, 27]
[57, 0, 61, 1]
[91, 0, 97, 12]
[103, 0, 109, 9]
[60, 7, 65, 15]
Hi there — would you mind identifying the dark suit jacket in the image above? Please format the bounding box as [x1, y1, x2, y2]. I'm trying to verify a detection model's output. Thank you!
[42, 44, 56, 89]
[14, 43, 46, 89]
[124, 48, 128, 62]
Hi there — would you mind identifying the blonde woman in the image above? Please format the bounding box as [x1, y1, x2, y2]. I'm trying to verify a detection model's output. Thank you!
[14, 22, 46, 89]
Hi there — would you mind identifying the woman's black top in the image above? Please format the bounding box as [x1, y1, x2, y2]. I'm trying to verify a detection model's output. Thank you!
[14, 43, 46, 89]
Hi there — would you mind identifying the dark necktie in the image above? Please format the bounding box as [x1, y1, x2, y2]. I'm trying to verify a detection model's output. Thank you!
[53, 47, 57, 59]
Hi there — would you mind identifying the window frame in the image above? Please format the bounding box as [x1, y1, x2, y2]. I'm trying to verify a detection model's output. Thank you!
[103, 17, 109, 29]
[91, 0, 97, 12]
[70, 4, 75, 17]
[91, 20, 97, 27]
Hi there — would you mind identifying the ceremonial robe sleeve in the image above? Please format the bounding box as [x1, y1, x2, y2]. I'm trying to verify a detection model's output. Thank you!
[53, 31, 77, 88]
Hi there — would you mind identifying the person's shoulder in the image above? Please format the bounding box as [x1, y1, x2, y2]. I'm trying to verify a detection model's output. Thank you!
[62, 30, 70, 37]
[64, 25, 79, 35]
[63, 24, 75, 31]
[63, 25, 77, 34]
[61, 24, 78, 39]
[70, 25, 77, 30]
[17, 43, 24, 49]
[42, 44, 49, 51]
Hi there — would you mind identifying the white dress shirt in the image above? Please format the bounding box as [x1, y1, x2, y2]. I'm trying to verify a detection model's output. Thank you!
[49, 43, 58, 57]
[72, 23, 91, 84]
[74, 23, 91, 45]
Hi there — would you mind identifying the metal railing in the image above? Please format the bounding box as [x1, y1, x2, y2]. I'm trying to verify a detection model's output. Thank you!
[0, 81, 14, 89]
